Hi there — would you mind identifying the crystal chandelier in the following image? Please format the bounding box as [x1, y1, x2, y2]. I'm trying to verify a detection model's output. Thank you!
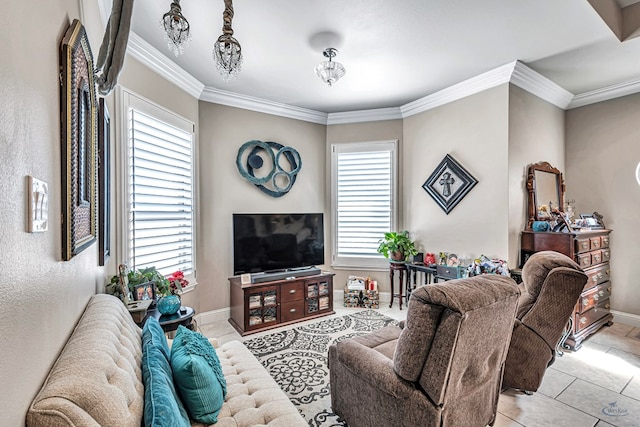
[315, 48, 346, 86]
[213, 0, 243, 81]
[160, 0, 191, 57]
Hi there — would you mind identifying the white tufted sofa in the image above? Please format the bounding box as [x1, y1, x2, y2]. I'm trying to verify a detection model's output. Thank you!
[27, 294, 306, 426]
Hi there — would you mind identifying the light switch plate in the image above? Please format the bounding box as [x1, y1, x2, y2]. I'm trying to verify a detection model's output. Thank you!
[27, 176, 48, 233]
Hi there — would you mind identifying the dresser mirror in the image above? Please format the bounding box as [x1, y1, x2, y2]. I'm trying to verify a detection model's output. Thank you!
[526, 161, 565, 229]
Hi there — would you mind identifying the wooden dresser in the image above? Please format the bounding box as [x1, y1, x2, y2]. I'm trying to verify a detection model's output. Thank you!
[520, 229, 613, 350]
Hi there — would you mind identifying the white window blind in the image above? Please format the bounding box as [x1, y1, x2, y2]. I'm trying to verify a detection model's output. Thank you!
[331, 141, 397, 269]
[127, 108, 194, 276]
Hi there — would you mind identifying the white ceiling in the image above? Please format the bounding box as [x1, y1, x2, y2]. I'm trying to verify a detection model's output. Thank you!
[120, 0, 640, 113]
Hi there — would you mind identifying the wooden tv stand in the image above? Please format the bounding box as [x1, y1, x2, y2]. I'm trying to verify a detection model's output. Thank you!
[228, 272, 335, 336]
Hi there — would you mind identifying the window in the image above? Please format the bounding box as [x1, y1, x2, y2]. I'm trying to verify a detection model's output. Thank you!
[118, 89, 196, 280]
[331, 140, 397, 269]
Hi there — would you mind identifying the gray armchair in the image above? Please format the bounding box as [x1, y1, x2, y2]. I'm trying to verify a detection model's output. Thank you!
[329, 275, 520, 427]
[502, 250, 588, 392]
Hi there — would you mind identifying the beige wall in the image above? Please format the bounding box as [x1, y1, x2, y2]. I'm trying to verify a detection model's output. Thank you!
[0, 1, 107, 425]
[507, 85, 566, 267]
[404, 85, 510, 266]
[566, 94, 640, 316]
[326, 120, 404, 293]
[197, 103, 327, 312]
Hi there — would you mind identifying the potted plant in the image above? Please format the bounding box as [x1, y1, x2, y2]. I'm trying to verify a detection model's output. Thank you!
[377, 230, 418, 262]
[106, 265, 170, 302]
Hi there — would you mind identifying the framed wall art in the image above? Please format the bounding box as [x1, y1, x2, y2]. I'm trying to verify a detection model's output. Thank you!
[98, 98, 111, 266]
[422, 154, 478, 214]
[60, 19, 98, 261]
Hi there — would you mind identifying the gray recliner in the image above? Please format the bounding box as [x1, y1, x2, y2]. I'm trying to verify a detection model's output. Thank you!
[329, 275, 520, 427]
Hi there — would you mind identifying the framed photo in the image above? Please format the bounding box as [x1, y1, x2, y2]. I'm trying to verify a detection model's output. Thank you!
[422, 154, 478, 214]
[133, 282, 156, 302]
[98, 98, 110, 266]
[580, 213, 602, 229]
[60, 19, 98, 260]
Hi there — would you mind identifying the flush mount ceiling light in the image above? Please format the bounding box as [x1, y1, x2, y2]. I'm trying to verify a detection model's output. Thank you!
[160, 0, 191, 57]
[315, 48, 346, 86]
[213, 0, 243, 81]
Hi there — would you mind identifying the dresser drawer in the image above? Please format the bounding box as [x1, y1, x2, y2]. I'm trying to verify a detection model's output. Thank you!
[584, 263, 610, 289]
[578, 281, 611, 314]
[590, 236, 602, 250]
[575, 237, 591, 254]
[574, 300, 611, 333]
[436, 265, 464, 279]
[590, 250, 603, 265]
[576, 253, 591, 268]
[281, 282, 304, 303]
[281, 301, 304, 322]
[601, 248, 611, 262]
[601, 235, 610, 249]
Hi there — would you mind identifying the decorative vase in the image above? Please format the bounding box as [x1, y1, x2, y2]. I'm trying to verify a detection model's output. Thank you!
[157, 295, 181, 315]
[424, 252, 436, 266]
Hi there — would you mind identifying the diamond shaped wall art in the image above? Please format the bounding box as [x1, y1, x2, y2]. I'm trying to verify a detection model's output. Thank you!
[422, 154, 478, 214]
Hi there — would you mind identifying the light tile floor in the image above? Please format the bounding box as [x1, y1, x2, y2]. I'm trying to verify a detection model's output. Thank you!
[198, 303, 640, 427]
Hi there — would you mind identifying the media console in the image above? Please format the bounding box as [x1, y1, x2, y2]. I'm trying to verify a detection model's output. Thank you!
[250, 266, 321, 283]
[229, 272, 334, 335]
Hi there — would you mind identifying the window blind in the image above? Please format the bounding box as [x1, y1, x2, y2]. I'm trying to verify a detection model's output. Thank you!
[128, 109, 194, 276]
[332, 141, 396, 268]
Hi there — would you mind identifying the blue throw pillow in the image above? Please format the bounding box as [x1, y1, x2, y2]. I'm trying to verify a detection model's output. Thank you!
[170, 326, 227, 424]
[141, 318, 190, 427]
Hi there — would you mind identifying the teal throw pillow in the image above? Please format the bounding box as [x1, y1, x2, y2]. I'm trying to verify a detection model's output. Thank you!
[170, 326, 227, 424]
[141, 318, 190, 427]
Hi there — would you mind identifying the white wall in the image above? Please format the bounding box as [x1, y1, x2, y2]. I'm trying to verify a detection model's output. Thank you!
[197, 103, 327, 311]
[507, 85, 566, 267]
[403, 84, 511, 265]
[0, 1, 106, 425]
[566, 93, 640, 316]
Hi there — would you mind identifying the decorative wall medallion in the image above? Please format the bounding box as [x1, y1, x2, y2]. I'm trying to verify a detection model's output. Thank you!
[422, 154, 477, 214]
[236, 140, 302, 197]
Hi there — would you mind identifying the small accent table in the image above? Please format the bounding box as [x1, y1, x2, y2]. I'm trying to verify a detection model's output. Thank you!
[389, 262, 408, 309]
[143, 306, 195, 333]
[405, 263, 437, 293]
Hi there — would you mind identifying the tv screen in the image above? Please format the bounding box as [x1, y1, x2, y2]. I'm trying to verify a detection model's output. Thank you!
[233, 213, 324, 275]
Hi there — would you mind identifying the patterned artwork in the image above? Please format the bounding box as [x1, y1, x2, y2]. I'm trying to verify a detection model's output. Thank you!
[243, 310, 398, 426]
[236, 140, 302, 197]
[422, 154, 478, 215]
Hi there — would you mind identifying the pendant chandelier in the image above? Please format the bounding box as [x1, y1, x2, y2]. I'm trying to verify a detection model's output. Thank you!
[160, 0, 191, 57]
[212, 0, 243, 81]
[315, 48, 346, 86]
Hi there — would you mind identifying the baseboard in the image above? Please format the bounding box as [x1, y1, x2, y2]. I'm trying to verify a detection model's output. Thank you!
[195, 307, 231, 326]
[611, 310, 640, 328]
[333, 290, 391, 305]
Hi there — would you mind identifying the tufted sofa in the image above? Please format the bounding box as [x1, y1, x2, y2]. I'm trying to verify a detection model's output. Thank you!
[27, 294, 306, 426]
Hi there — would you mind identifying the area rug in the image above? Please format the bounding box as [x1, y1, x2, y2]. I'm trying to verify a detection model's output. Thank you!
[243, 310, 398, 426]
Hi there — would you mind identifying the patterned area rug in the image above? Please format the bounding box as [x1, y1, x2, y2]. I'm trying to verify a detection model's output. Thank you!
[243, 310, 398, 426]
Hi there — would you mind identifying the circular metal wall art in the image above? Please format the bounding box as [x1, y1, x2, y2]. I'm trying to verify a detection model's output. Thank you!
[236, 140, 302, 197]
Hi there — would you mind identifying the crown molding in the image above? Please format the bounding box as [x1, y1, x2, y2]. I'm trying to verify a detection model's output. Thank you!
[400, 62, 516, 118]
[200, 87, 328, 124]
[510, 62, 574, 109]
[568, 77, 640, 109]
[327, 107, 403, 125]
[126, 32, 205, 99]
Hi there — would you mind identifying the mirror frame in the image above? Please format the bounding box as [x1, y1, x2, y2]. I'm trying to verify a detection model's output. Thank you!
[526, 161, 565, 230]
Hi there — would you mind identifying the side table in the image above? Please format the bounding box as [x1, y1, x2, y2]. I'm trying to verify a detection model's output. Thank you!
[144, 306, 196, 334]
[389, 262, 408, 309]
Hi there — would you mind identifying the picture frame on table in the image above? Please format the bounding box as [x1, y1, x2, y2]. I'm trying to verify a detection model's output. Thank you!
[133, 282, 156, 303]
[60, 19, 98, 261]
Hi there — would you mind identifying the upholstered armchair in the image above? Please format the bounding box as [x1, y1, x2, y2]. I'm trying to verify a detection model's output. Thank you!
[329, 275, 520, 427]
[502, 250, 588, 393]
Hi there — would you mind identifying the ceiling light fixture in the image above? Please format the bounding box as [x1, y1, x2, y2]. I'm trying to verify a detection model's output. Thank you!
[213, 0, 243, 81]
[160, 0, 191, 57]
[315, 48, 346, 86]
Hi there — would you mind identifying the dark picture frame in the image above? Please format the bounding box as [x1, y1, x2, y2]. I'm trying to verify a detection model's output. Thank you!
[60, 19, 98, 261]
[422, 154, 478, 214]
[133, 282, 156, 302]
[98, 98, 111, 266]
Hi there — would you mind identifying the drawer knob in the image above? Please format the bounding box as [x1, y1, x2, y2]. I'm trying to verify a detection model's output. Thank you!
[605, 304, 610, 309]
[289, 308, 296, 313]
[289, 289, 296, 294]
[592, 276, 598, 282]
[607, 287, 611, 293]
[580, 317, 587, 324]
[594, 294, 599, 301]
[582, 298, 589, 306]
[599, 290, 605, 297]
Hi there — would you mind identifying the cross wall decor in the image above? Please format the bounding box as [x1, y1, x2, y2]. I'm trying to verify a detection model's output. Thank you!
[422, 154, 478, 214]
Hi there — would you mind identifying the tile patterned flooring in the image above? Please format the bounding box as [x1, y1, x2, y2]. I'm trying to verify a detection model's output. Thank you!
[198, 303, 640, 427]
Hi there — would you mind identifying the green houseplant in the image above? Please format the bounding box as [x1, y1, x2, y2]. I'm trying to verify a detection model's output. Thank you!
[106, 265, 170, 300]
[377, 230, 418, 262]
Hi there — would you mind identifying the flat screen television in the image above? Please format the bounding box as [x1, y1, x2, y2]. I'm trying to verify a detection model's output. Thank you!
[233, 213, 324, 275]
